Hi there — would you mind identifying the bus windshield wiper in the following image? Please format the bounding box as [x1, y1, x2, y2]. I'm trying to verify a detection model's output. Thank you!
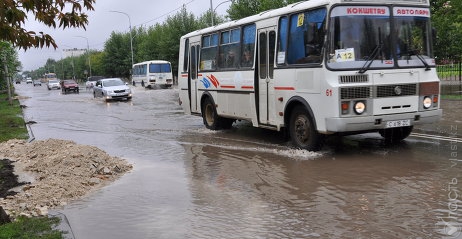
[358, 43, 382, 74]
[358, 27, 383, 74]
[407, 50, 431, 71]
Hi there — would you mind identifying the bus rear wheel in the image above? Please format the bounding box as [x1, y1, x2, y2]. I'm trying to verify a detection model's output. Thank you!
[289, 106, 323, 151]
[202, 97, 220, 130]
[202, 97, 233, 130]
[379, 126, 413, 144]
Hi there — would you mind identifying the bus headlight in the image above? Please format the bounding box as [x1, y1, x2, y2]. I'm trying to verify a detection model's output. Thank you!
[354, 101, 366, 115]
[423, 96, 432, 109]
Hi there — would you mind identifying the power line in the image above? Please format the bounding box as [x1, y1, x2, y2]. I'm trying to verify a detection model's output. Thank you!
[134, 0, 196, 27]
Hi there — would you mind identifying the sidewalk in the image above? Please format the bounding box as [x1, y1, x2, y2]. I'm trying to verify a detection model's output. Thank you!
[413, 99, 462, 138]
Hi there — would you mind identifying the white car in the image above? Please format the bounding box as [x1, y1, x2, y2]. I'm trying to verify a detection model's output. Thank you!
[33, 80, 42, 86]
[85, 76, 104, 90]
[26, 78, 33, 84]
[93, 78, 132, 101]
[47, 80, 61, 90]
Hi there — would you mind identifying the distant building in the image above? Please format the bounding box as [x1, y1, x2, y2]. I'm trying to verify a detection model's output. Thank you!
[62, 48, 86, 58]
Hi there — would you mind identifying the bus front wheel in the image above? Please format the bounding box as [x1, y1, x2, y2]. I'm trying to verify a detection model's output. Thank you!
[379, 126, 413, 144]
[289, 106, 323, 151]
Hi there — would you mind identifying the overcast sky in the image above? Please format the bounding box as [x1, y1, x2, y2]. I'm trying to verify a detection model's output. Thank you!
[19, 0, 231, 72]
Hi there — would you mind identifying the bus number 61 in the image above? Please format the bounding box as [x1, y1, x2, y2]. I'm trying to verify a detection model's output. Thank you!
[326, 89, 333, 97]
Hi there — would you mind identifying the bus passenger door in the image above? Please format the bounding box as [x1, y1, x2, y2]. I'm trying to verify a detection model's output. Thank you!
[189, 43, 200, 113]
[257, 27, 276, 125]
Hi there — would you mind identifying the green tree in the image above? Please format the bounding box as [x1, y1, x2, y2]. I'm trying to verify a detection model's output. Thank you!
[0, 41, 21, 91]
[90, 51, 105, 77]
[431, 0, 462, 61]
[0, 0, 96, 50]
[160, 6, 200, 74]
[227, 0, 300, 20]
[197, 9, 227, 28]
[107, 6, 199, 78]
[103, 32, 132, 77]
[135, 25, 162, 62]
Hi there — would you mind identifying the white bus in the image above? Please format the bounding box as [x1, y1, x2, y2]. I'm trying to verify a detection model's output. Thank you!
[43, 73, 57, 82]
[132, 60, 173, 88]
[178, 0, 442, 151]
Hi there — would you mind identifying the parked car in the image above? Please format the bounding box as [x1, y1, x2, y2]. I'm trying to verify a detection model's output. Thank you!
[93, 78, 132, 101]
[86, 76, 104, 90]
[15, 79, 21, 84]
[26, 78, 33, 84]
[61, 80, 79, 94]
[33, 79, 42, 86]
[47, 80, 61, 90]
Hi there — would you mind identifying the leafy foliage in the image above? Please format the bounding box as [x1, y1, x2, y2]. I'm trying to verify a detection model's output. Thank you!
[0, 216, 63, 239]
[103, 32, 132, 77]
[227, 0, 300, 20]
[103, 6, 199, 78]
[0, 41, 21, 90]
[431, 0, 462, 61]
[0, 0, 95, 50]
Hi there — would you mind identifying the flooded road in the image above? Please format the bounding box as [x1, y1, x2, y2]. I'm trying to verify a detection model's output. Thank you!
[15, 83, 462, 238]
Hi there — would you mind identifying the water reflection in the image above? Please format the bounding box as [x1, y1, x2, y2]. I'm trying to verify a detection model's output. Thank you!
[181, 137, 451, 238]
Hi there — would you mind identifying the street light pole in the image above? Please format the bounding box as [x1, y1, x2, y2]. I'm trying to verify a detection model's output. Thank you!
[75, 35, 92, 77]
[210, 0, 214, 26]
[210, 0, 231, 26]
[110, 10, 134, 68]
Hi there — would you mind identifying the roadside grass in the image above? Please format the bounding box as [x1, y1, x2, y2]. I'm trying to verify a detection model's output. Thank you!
[441, 94, 462, 100]
[0, 93, 28, 142]
[0, 92, 65, 238]
[0, 216, 64, 239]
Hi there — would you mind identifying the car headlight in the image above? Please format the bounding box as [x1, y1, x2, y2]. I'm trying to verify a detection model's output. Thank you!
[354, 101, 366, 115]
[423, 96, 432, 109]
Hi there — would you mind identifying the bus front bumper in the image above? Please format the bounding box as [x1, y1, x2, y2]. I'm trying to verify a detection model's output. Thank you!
[324, 109, 442, 133]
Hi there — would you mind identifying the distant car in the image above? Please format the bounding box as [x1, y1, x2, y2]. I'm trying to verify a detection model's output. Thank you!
[33, 80, 42, 86]
[15, 79, 21, 84]
[47, 80, 61, 90]
[86, 76, 104, 90]
[61, 80, 79, 94]
[26, 78, 33, 84]
[93, 78, 132, 101]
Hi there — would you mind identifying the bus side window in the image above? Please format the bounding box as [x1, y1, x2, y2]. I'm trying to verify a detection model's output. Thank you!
[219, 29, 240, 69]
[241, 24, 256, 68]
[288, 8, 326, 64]
[277, 16, 288, 65]
[200, 34, 218, 71]
[183, 39, 189, 72]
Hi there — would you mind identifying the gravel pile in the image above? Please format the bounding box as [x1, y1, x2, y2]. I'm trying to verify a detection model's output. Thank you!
[0, 139, 132, 219]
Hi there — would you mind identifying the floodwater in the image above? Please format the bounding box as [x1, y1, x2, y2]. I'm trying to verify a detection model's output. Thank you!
[15, 83, 462, 239]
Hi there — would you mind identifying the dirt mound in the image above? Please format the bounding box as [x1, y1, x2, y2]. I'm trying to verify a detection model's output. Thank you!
[0, 139, 132, 219]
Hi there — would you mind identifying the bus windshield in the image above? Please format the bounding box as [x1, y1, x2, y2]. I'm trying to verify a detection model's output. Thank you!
[45, 73, 57, 79]
[394, 9, 434, 68]
[327, 6, 434, 71]
[149, 63, 171, 73]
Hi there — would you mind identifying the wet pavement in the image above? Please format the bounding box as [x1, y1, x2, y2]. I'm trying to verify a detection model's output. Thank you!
[14, 83, 462, 239]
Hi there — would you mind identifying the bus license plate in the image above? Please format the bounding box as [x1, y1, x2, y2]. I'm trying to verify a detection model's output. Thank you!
[385, 119, 411, 128]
